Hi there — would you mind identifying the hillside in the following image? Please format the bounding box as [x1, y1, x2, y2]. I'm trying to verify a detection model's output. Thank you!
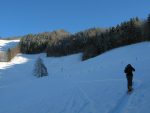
[18, 15, 150, 60]
[0, 41, 150, 113]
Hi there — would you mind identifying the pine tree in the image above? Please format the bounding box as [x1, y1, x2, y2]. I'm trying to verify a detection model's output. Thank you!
[34, 57, 48, 77]
[147, 14, 150, 25]
[147, 14, 150, 39]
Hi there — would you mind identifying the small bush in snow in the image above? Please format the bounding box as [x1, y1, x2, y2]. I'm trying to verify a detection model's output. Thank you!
[34, 57, 48, 77]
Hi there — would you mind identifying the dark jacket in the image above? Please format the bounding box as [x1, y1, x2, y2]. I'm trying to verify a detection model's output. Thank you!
[124, 64, 135, 76]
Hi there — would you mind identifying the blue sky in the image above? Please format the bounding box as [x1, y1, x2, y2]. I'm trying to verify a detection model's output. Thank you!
[0, 0, 150, 37]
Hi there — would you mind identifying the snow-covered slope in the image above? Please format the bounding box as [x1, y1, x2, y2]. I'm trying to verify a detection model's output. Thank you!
[0, 41, 150, 113]
[0, 39, 19, 51]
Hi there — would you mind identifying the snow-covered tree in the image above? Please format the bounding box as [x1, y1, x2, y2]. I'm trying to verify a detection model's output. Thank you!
[34, 57, 48, 77]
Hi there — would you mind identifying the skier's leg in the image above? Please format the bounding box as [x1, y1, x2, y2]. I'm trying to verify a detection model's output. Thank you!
[127, 77, 130, 91]
[128, 76, 133, 91]
[131, 75, 133, 89]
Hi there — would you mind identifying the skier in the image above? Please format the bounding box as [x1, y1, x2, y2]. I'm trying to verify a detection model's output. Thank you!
[124, 64, 135, 92]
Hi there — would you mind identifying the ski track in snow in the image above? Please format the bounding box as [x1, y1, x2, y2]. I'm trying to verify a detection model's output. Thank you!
[77, 86, 98, 113]
[60, 86, 98, 113]
[107, 80, 142, 113]
[108, 93, 130, 113]
[78, 79, 142, 113]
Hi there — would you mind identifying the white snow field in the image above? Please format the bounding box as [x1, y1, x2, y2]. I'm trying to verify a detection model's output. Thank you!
[0, 41, 150, 113]
[0, 39, 20, 51]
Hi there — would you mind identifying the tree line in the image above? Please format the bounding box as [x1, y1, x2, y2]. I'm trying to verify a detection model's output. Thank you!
[19, 30, 70, 54]
[19, 14, 150, 60]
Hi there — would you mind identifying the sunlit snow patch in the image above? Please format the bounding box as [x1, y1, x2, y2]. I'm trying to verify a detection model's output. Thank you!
[0, 54, 29, 69]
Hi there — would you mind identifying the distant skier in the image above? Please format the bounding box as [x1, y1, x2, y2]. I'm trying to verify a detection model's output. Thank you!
[124, 64, 135, 92]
